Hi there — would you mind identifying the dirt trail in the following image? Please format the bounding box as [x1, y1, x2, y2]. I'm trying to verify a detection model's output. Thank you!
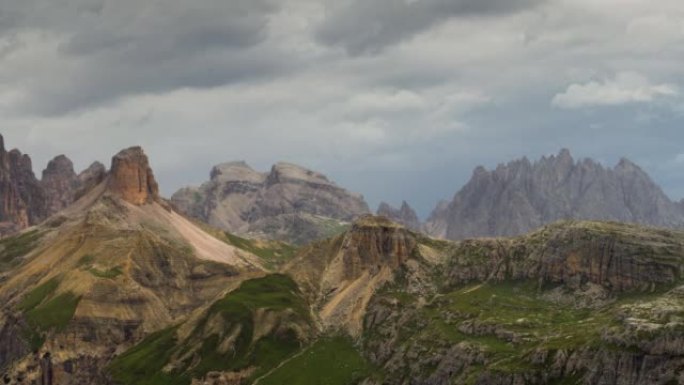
[251, 345, 311, 385]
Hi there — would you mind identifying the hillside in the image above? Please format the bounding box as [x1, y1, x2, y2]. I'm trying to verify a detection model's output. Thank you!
[0, 147, 266, 384]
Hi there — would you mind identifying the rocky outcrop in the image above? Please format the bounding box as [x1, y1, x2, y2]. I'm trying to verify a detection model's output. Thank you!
[41, 155, 79, 216]
[74, 162, 107, 201]
[376, 201, 421, 231]
[340, 215, 417, 280]
[172, 161, 369, 244]
[426, 149, 684, 240]
[0, 136, 45, 236]
[440, 221, 684, 292]
[106, 147, 159, 205]
[285, 215, 428, 335]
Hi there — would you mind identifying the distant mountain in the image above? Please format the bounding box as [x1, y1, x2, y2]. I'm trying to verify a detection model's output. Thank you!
[376, 201, 421, 231]
[426, 149, 684, 240]
[0, 136, 44, 236]
[0, 134, 106, 236]
[171, 161, 370, 244]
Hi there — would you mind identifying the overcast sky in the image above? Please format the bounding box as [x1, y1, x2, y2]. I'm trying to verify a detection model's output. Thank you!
[1, 0, 684, 217]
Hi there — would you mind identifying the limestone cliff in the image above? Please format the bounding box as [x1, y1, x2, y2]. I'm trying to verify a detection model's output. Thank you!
[41, 155, 79, 216]
[106, 147, 159, 205]
[0, 136, 45, 236]
[284, 215, 431, 335]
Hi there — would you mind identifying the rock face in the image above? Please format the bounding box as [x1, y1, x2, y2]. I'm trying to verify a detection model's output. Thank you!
[0, 136, 45, 236]
[71, 161, 108, 203]
[442, 221, 684, 291]
[376, 201, 421, 231]
[106, 147, 159, 205]
[41, 155, 79, 216]
[0, 135, 109, 236]
[426, 149, 684, 240]
[172, 161, 369, 244]
[285, 215, 424, 335]
[340, 215, 417, 280]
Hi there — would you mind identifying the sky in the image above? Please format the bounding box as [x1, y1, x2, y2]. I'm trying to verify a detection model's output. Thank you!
[1, 0, 684, 218]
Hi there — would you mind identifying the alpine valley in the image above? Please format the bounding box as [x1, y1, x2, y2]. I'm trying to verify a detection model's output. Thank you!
[1, 136, 684, 385]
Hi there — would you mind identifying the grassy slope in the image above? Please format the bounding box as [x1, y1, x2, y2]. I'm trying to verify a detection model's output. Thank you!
[258, 336, 375, 385]
[0, 230, 43, 272]
[17, 276, 81, 350]
[223, 232, 297, 270]
[109, 274, 312, 385]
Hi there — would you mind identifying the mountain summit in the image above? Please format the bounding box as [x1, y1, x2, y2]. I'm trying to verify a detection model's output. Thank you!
[426, 149, 684, 240]
[106, 146, 159, 205]
[172, 161, 370, 244]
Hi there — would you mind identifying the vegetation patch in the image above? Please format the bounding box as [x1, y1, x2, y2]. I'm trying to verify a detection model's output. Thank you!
[20, 286, 81, 351]
[258, 336, 375, 385]
[88, 266, 123, 279]
[223, 232, 296, 269]
[25, 292, 81, 333]
[17, 277, 61, 312]
[77, 254, 95, 267]
[0, 230, 43, 271]
[109, 327, 189, 385]
[366, 278, 684, 382]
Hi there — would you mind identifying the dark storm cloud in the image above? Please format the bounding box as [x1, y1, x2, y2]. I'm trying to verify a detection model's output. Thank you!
[316, 0, 544, 55]
[0, 0, 284, 115]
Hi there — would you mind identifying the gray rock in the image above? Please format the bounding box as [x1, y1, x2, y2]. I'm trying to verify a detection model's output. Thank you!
[376, 201, 421, 231]
[426, 149, 684, 240]
[171, 161, 370, 244]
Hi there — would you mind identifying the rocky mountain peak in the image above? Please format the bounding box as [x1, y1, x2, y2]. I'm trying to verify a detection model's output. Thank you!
[79, 161, 107, 181]
[9, 149, 34, 175]
[376, 201, 421, 231]
[615, 157, 642, 173]
[209, 161, 263, 183]
[41, 155, 79, 215]
[107, 146, 159, 205]
[266, 162, 330, 186]
[43, 155, 75, 177]
[341, 215, 416, 280]
[427, 150, 684, 240]
[172, 160, 369, 244]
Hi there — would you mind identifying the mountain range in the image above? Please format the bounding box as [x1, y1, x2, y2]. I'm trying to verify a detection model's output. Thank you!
[0, 136, 105, 237]
[171, 161, 370, 245]
[425, 149, 684, 240]
[3, 135, 684, 245]
[1, 138, 684, 384]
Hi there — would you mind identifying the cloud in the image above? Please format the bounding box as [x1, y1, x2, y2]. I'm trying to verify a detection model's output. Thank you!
[552, 72, 678, 109]
[315, 0, 544, 54]
[4, 0, 684, 216]
[0, 0, 284, 115]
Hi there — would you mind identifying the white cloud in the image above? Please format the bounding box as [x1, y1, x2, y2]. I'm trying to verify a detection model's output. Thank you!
[675, 153, 684, 164]
[552, 72, 678, 109]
